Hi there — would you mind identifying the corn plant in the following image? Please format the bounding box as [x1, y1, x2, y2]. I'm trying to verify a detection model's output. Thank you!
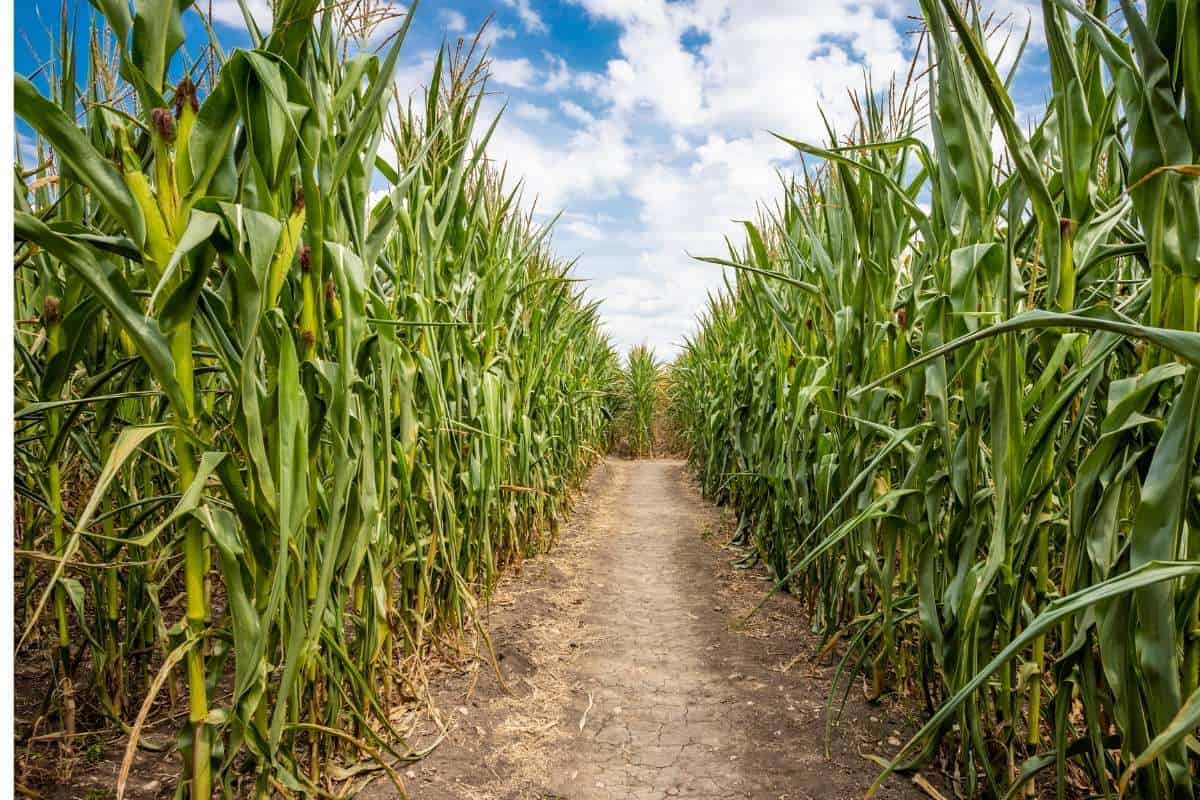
[13, 4, 618, 796]
[615, 344, 661, 457]
[671, 2, 1199, 798]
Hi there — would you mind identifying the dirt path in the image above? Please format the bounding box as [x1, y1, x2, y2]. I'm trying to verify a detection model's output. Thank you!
[390, 460, 929, 799]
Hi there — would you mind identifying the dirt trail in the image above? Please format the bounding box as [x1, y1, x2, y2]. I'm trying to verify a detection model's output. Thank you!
[391, 460, 928, 799]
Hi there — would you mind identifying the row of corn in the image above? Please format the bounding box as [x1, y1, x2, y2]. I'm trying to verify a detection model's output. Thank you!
[14, 3, 620, 796]
[670, 1, 1198, 798]
[612, 344, 662, 457]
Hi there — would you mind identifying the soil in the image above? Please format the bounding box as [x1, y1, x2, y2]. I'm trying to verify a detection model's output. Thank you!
[378, 459, 937, 800]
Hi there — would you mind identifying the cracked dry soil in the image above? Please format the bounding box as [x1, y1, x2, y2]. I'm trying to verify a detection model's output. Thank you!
[381, 459, 928, 800]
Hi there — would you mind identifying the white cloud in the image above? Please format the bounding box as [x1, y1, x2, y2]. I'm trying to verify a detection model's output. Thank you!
[440, 9, 467, 33]
[514, 102, 552, 122]
[570, 0, 659, 23]
[486, 106, 633, 210]
[562, 217, 605, 240]
[389, 50, 439, 101]
[16, 132, 38, 163]
[987, 0, 1045, 46]
[543, 53, 573, 91]
[560, 100, 595, 125]
[208, 0, 271, 31]
[582, 2, 912, 139]
[480, 22, 517, 47]
[489, 57, 537, 89]
[573, 71, 605, 92]
[502, 0, 549, 34]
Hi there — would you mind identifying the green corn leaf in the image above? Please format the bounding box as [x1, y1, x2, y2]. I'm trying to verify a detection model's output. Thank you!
[15, 77, 145, 246]
[866, 561, 1200, 798]
[1120, 685, 1200, 793]
[15, 212, 184, 410]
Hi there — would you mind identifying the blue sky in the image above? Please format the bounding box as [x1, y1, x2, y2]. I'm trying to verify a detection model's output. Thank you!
[15, 0, 1052, 356]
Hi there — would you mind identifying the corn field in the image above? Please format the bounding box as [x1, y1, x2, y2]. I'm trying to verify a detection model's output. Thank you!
[671, 1, 1200, 798]
[13, 3, 620, 795]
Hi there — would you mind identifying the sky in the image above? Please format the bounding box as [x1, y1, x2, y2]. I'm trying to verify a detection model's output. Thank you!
[14, 0, 1053, 357]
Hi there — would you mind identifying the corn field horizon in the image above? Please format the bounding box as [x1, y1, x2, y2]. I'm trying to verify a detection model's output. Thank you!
[10, 0, 1200, 798]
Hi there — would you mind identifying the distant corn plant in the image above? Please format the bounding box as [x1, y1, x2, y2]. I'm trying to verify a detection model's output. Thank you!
[13, 3, 618, 796]
[616, 345, 661, 457]
[672, 2, 1199, 798]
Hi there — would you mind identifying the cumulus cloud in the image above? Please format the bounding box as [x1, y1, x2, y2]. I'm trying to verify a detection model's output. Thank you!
[208, 0, 271, 31]
[440, 9, 467, 33]
[579, 2, 914, 140]
[501, 0, 548, 34]
[514, 102, 552, 122]
[487, 108, 633, 210]
[543, 53, 573, 91]
[562, 216, 605, 241]
[559, 100, 595, 125]
[15, 132, 41, 167]
[489, 57, 537, 88]
[390, 50, 439, 100]
[479, 21, 517, 47]
[987, 0, 1045, 45]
